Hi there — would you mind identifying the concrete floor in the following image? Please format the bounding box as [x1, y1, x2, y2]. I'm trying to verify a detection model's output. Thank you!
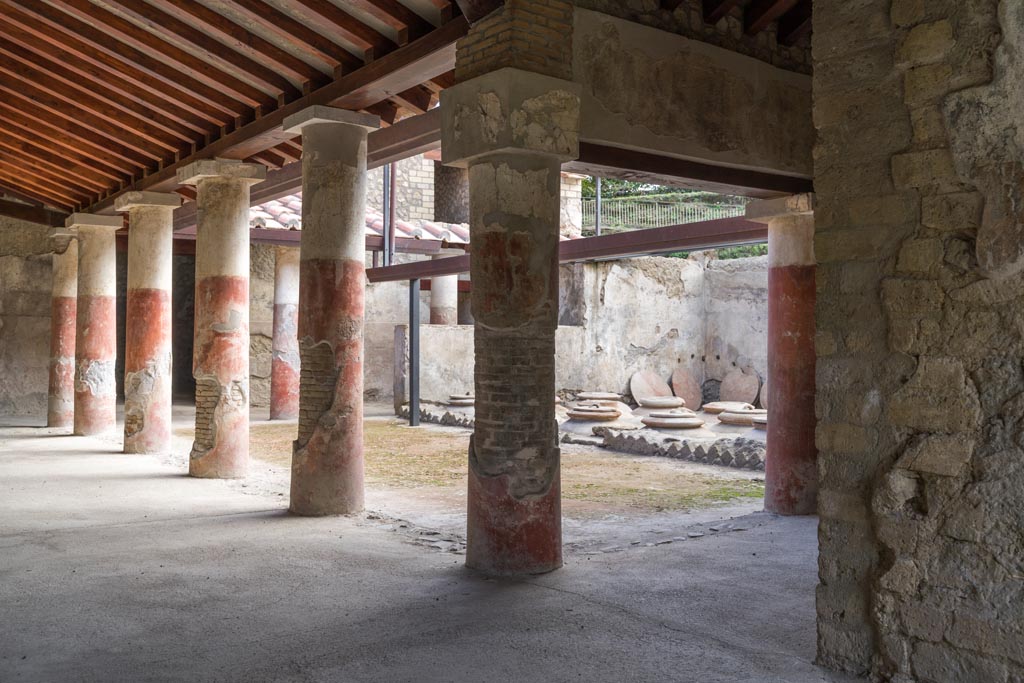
[0, 417, 856, 683]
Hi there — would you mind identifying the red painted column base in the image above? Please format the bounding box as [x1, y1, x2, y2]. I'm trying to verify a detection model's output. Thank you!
[48, 296, 77, 429]
[765, 264, 817, 515]
[74, 294, 116, 436]
[270, 302, 300, 420]
[124, 288, 172, 454]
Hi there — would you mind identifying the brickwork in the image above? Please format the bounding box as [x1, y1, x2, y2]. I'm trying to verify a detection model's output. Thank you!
[814, 1, 1021, 679]
[455, 0, 574, 82]
[574, 0, 810, 74]
[366, 154, 434, 222]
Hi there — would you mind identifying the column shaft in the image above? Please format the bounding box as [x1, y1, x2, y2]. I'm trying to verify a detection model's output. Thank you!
[429, 254, 459, 325]
[48, 237, 77, 429]
[466, 154, 563, 575]
[73, 219, 119, 436]
[765, 214, 817, 514]
[119, 194, 178, 453]
[179, 161, 265, 478]
[288, 111, 376, 516]
[270, 246, 300, 420]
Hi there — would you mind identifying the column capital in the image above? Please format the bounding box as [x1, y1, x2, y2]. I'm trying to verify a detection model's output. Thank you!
[65, 213, 122, 231]
[745, 193, 816, 224]
[114, 191, 182, 212]
[49, 226, 77, 251]
[440, 67, 581, 168]
[176, 159, 266, 187]
[283, 106, 379, 135]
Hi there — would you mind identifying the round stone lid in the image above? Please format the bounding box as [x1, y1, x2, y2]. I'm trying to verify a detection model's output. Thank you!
[703, 401, 755, 414]
[641, 415, 705, 429]
[577, 391, 621, 401]
[637, 395, 685, 409]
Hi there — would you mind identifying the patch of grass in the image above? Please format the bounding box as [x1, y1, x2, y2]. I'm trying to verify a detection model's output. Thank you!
[243, 420, 764, 513]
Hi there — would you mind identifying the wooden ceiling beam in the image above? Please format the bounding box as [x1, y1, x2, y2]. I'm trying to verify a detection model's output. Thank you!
[0, 84, 165, 165]
[144, 0, 328, 87]
[0, 103, 139, 178]
[53, 0, 276, 110]
[4, 0, 244, 123]
[0, 15, 212, 137]
[0, 118, 126, 183]
[0, 137, 112, 193]
[85, 17, 468, 214]
[105, 0, 303, 100]
[286, 0, 399, 60]
[0, 152, 98, 201]
[451, 0, 503, 24]
[702, 0, 743, 23]
[220, 0, 364, 74]
[390, 85, 434, 114]
[0, 197, 66, 227]
[0, 49, 202, 146]
[0, 164, 87, 208]
[342, 0, 435, 44]
[778, 0, 812, 45]
[0, 179, 72, 212]
[745, 0, 800, 35]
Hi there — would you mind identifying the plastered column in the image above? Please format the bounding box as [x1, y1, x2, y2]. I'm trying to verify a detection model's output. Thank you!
[69, 213, 122, 436]
[177, 160, 266, 478]
[47, 229, 78, 429]
[429, 251, 459, 325]
[270, 246, 300, 420]
[116, 192, 180, 454]
[748, 195, 817, 515]
[284, 106, 379, 516]
[442, 69, 581, 575]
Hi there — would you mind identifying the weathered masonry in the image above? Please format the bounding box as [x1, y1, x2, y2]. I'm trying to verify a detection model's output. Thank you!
[0, 1, 1020, 681]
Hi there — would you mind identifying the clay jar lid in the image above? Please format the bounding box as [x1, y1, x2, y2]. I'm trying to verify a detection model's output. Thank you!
[642, 412, 705, 429]
[649, 408, 696, 418]
[637, 395, 685, 409]
[718, 408, 768, 426]
[703, 401, 755, 415]
[577, 391, 621, 401]
[752, 414, 768, 429]
[448, 393, 474, 406]
[567, 403, 622, 421]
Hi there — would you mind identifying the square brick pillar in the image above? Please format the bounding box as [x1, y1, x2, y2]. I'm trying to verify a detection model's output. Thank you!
[747, 194, 817, 515]
[442, 68, 581, 575]
[68, 213, 123, 436]
[177, 160, 266, 478]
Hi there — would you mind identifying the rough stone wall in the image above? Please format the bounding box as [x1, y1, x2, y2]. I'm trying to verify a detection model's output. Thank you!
[0, 218, 52, 420]
[573, 0, 810, 74]
[366, 154, 435, 222]
[454, 0, 575, 82]
[248, 243, 275, 409]
[814, 1, 1023, 679]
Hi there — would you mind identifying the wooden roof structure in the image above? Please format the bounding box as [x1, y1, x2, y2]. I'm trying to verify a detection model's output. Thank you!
[0, 0, 465, 217]
[0, 0, 812, 226]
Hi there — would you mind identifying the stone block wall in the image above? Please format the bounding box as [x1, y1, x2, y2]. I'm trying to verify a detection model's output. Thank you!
[366, 154, 434, 223]
[814, 0, 1022, 679]
[0, 218, 52, 421]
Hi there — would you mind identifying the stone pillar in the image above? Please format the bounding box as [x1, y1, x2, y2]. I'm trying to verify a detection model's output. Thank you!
[283, 106, 379, 516]
[433, 162, 469, 224]
[747, 194, 817, 515]
[442, 70, 581, 575]
[115, 192, 180, 454]
[69, 213, 122, 436]
[429, 250, 459, 325]
[270, 245, 300, 420]
[177, 160, 266, 478]
[559, 172, 585, 238]
[47, 229, 78, 429]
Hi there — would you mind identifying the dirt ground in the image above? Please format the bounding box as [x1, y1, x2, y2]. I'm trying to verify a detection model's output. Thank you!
[239, 418, 764, 516]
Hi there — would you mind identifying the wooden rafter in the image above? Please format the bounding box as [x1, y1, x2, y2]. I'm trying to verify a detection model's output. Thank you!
[745, 0, 801, 35]
[778, 0, 812, 45]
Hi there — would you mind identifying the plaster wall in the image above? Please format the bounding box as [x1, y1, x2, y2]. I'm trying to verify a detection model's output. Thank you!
[814, 0, 1024, 679]
[0, 218, 52, 420]
[572, 8, 813, 179]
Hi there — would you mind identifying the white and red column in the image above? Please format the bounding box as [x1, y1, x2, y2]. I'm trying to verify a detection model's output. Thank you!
[748, 194, 817, 515]
[442, 71, 581, 575]
[115, 191, 180, 454]
[429, 251, 459, 325]
[69, 213, 122, 436]
[270, 246, 300, 420]
[283, 106, 379, 515]
[47, 229, 78, 429]
[177, 160, 266, 478]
